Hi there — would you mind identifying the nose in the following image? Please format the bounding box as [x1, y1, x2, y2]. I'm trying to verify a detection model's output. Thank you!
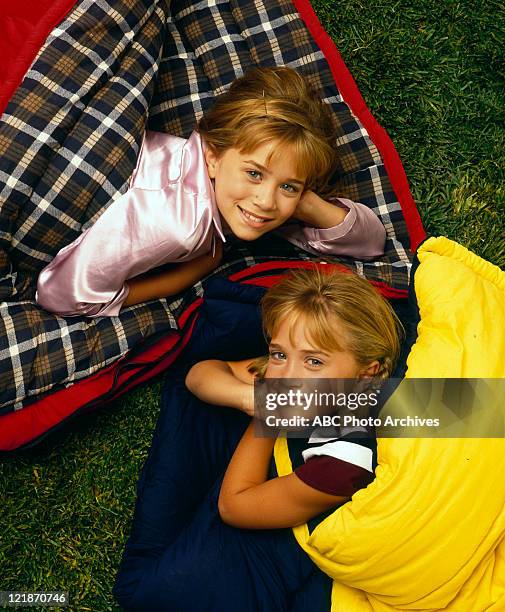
[277, 362, 306, 409]
[253, 183, 276, 211]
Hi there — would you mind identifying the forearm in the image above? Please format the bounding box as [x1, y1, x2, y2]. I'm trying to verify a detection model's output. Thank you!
[123, 249, 221, 308]
[220, 421, 275, 497]
[185, 360, 253, 413]
[288, 190, 386, 259]
[219, 423, 352, 529]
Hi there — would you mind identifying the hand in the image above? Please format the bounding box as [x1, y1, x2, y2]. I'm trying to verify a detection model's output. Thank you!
[241, 383, 255, 417]
[292, 189, 318, 224]
[211, 237, 223, 268]
[185, 359, 256, 415]
[195, 238, 223, 278]
[123, 240, 224, 308]
[293, 190, 348, 228]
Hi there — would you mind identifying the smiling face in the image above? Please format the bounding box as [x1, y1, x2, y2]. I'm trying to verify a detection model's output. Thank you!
[204, 140, 307, 241]
[265, 315, 378, 380]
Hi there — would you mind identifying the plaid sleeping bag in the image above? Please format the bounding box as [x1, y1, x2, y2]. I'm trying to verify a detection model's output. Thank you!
[0, 0, 424, 448]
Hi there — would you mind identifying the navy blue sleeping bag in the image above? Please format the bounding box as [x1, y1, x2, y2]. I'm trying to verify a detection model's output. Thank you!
[113, 277, 333, 611]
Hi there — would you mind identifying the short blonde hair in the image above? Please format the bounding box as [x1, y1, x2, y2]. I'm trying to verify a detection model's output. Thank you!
[250, 268, 403, 379]
[197, 66, 337, 194]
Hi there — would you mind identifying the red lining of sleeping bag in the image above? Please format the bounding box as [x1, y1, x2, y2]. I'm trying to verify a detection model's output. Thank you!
[0, 327, 184, 452]
[0, 0, 78, 116]
[292, 0, 426, 252]
[0, 2, 423, 449]
[229, 261, 407, 299]
[0, 301, 207, 451]
[0, 298, 207, 451]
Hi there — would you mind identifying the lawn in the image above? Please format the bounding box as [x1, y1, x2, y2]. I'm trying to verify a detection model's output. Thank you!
[1, 1, 503, 610]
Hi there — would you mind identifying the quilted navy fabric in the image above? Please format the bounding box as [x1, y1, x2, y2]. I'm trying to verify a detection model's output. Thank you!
[114, 276, 333, 611]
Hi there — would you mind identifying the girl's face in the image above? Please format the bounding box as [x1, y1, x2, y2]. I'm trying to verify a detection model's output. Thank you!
[204, 140, 307, 241]
[265, 316, 379, 379]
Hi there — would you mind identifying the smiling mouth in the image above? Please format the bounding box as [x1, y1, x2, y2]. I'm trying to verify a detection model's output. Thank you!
[238, 206, 273, 224]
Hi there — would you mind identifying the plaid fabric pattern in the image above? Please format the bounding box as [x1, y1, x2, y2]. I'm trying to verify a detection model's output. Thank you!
[0, 0, 413, 413]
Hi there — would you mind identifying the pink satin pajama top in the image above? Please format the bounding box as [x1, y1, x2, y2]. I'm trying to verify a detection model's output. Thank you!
[36, 130, 386, 317]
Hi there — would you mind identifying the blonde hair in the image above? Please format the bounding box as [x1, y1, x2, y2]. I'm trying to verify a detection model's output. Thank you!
[197, 66, 337, 194]
[250, 268, 403, 379]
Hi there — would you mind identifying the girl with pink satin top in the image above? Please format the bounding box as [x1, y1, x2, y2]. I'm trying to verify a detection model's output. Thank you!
[36, 66, 386, 318]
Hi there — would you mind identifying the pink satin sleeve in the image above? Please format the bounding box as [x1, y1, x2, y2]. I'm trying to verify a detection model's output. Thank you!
[35, 187, 183, 317]
[275, 197, 386, 259]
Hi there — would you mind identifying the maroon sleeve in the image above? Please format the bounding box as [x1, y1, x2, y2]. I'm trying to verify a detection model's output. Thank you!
[294, 455, 374, 497]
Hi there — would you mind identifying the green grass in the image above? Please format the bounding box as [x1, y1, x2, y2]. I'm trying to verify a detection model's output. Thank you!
[312, 0, 504, 266]
[0, 384, 162, 611]
[1, 2, 504, 610]
[0, 383, 161, 611]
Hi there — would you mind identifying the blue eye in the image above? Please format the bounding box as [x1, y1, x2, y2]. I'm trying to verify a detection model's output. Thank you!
[306, 357, 324, 367]
[269, 351, 286, 361]
[281, 183, 298, 193]
[246, 170, 261, 179]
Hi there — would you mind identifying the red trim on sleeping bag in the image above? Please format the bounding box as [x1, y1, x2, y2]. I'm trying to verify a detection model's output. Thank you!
[292, 0, 426, 252]
[0, 0, 77, 116]
[230, 261, 407, 299]
[0, 319, 197, 452]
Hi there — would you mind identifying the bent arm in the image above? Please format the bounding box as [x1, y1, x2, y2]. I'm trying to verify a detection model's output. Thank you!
[218, 422, 348, 529]
[278, 190, 386, 259]
[36, 188, 165, 317]
[123, 242, 222, 307]
[37, 250, 220, 317]
[185, 358, 256, 415]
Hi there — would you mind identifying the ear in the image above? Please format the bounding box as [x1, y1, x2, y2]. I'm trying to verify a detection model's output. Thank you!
[204, 146, 220, 179]
[359, 360, 380, 378]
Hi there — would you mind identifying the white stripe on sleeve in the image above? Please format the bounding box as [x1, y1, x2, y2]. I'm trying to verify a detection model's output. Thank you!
[302, 440, 373, 473]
